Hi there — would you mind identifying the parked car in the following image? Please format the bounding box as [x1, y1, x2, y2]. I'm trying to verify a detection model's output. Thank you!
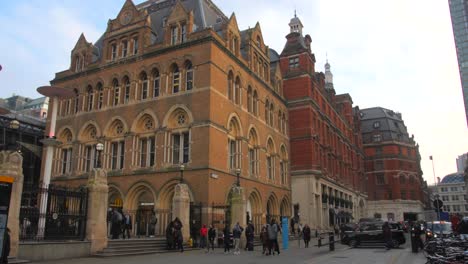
[425, 221, 453, 240]
[343, 221, 406, 248]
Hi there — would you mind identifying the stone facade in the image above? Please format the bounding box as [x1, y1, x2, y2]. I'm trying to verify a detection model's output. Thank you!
[280, 15, 367, 229]
[42, 0, 291, 238]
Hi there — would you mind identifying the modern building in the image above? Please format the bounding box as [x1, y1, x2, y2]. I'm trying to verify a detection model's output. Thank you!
[429, 172, 468, 217]
[280, 15, 367, 229]
[43, 0, 292, 237]
[360, 107, 428, 222]
[456, 153, 467, 173]
[448, 0, 468, 126]
[0, 95, 49, 119]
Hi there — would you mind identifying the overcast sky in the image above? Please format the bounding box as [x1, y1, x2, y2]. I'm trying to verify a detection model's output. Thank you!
[0, 0, 467, 185]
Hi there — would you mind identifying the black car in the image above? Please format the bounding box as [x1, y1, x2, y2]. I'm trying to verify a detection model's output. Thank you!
[343, 221, 406, 248]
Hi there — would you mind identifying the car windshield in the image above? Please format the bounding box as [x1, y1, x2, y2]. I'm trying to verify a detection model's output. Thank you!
[430, 223, 452, 233]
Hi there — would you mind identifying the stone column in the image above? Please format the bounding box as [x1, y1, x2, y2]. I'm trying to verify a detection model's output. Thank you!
[0, 151, 23, 258]
[86, 169, 108, 254]
[229, 186, 246, 246]
[172, 183, 190, 241]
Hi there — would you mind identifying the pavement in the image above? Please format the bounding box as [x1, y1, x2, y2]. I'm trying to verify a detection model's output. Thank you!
[30, 237, 427, 264]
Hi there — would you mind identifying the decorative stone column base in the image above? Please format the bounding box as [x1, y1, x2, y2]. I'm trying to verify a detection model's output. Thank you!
[0, 151, 23, 258]
[86, 169, 109, 254]
[172, 183, 190, 241]
[230, 186, 246, 247]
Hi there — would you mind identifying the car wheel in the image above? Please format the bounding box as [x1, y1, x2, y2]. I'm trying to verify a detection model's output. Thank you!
[391, 239, 399, 248]
[349, 239, 358, 248]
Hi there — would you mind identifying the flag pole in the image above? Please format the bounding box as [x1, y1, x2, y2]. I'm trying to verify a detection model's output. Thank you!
[430, 156, 440, 221]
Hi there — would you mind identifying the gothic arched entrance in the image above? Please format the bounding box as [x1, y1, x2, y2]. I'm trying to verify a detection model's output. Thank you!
[125, 182, 157, 237]
[247, 190, 262, 234]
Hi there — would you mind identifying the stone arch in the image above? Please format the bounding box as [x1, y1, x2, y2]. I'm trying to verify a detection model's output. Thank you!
[266, 136, 276, 153]
[247, 126, 259, 146]
[108, 184, 124, 209]
[227, 113, 243, 137]
[78, 121, 101, 142]
[266, 192, 280, 224]
[124, 181, 158, 211]
[162, 104, 194, 128]
[103, 117, 128, 138]
[131, 110, 159, 133]
[280, 144, 288, 160]
[247, 188, 263, 233]
[57, 127, 74, 143]
[109, 73, 120, 87]
[280, 196, 291, 217]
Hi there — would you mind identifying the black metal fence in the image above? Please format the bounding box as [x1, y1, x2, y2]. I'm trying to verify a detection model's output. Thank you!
[19, 184, 88, 241]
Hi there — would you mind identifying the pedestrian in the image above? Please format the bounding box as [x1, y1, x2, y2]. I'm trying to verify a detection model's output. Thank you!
[207, 224, 216, 253]
[166, 221, 174, 250]
[290, 218, 295, 236]
[122, 211, 132, 239]
[111, 209, 122, 239]
[297, 222, 303, 247]
[150, 210, 157, 237]
[1, 228, 10, 264]
[245, 221, 255, 251]
[107, 208, 113, 238]
[457, 217, 468, 240]
[173, 218, 184, 252]
[223, 224, 231, 254]
[303, 224, 311, 248]
[382, 222, 392, 250]
[267, 219, 280, 255]
[200, 224, 208, 249]
[260, 225, 268, 255]
[232, 222, 243, 255]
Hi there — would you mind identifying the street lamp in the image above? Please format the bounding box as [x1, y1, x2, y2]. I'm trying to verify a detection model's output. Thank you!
[235, 168, 241, 187]
[9, 119, 20, 130]
[96, 143, 104, 168]
[179, 164, 185, 183]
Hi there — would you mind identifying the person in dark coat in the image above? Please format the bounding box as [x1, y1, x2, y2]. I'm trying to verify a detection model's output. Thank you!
[166, 221, 174, 250]
[457, 217, 468, 240]
[173, 218, 184, 252]
[245, 221, 255, 251]
[207, 225, 216, 253]
[122, 211, 132, 239]
[302, 224, 311, 248]
[260, 225, 269, 255]
[1, 228, 10, 264]
[382, 222, 392, 250]
[111, 209, 122, 239]
[223, 224, 231, 254]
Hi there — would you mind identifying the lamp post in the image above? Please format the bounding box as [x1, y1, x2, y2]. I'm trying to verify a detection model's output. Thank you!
[235, 168, 241, 187]
[179, 164, 185, 183]
[96, 143, 104, 168]
[36, 86, 74, 239]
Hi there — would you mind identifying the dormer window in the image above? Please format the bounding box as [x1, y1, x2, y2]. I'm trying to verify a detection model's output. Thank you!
[373, 121, 380, 129]
[171, 26, 178, 45]
[289, 57, 299, 68]
[111, 44, 117, 61]
[256, 36, 261, 48]
[122, 40, 128, 58]
[75, 55, 82, 72]
[181, 24, 187, 43]
[133, 37, 138, 55]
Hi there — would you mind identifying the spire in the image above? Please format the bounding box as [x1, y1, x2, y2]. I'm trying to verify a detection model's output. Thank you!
[325, 56, 333, 90]
[289, 11, 303, 34]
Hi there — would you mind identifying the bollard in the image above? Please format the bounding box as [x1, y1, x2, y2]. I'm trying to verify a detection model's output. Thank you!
[410, 226, 418, 253]
[329, 232, 335, 251]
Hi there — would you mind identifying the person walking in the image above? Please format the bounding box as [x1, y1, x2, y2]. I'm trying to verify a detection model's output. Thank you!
[302, 224, 311, 248]
[232, 222, 243, 255]
[200, 224, 208, 249]
[382, 222, 392, 250]
[297, 222, 303, 248]
[457, 217, 468, 240]
[165, 221, 174, 250]
[245, 221, 255, 251]
[1, 228, 10, 264]
[207, 225, 216, 253]
[111, 209, 122, 239]
[223, 224, 231, 254]
[260, 225, 269, 255]
[122, 211, 132, 239]
[267, 219, 280, 255]
[173, 218, 184, 252]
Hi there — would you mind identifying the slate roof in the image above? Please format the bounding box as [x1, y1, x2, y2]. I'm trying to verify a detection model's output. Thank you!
[360, 107, 411, 144]
[280, 32, 308, 57]
[440, 172, 465, 184]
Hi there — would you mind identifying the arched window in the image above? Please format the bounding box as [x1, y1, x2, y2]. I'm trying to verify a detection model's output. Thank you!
[123, 76, 130, 103]
[266, 139, 275, 180]
[172, 64, 180, 93]
[234, 77, 241, 105]
[253, 90, 259, 116]
[74, 88, 80, 113]
[280, 146, 288, 185]
[228, 117, 241, 171]
[152, 68, 160, 98]
[121, 40, 128, 58]
[282, 113, 287, 135]
[228, 71, 234, 101]
[247, 86, 253, 113]
[256, 36, 261, 48]
[278, 110, 282, 132]
[97, 82, 104, 109]
[265, 99, 270, 125]
[111, 43, 117, 61]
[113, 79, 120, 106]
[185, 61, 193, 91]
[86, 85, 93, 111]
[171, 26, 178, 45]
[248, 129, 259, 177]
[140, 72, 148, 100]
[269, 103, 274, 127]
[75, 55, 82, 72]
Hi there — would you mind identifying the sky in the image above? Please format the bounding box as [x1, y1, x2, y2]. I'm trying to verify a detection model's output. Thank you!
[0, 0, 467, 185]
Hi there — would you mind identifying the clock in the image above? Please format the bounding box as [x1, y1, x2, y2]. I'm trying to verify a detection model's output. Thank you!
[120, 11, 133, 25]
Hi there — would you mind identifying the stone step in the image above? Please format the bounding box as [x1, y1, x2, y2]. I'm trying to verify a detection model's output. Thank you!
[8, 257, 30, 264]
[95, 247, 199, 257]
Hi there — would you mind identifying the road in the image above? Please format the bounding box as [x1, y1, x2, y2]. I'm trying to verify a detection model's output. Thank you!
[30, 237, 426, 264]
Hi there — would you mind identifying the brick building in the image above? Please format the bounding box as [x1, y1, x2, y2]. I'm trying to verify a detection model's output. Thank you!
[280, 15, 367, 229]
[44, 0, 291, 236]
[360, 107, 428, 222]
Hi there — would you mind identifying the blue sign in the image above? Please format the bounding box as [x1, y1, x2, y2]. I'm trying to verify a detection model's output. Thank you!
[282, 217, 289, 250]
[440, 212, 449, 221]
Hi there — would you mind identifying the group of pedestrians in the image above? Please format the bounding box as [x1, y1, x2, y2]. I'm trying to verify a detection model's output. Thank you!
[165, 217, 184, 252]
[108, 208, 134, 239]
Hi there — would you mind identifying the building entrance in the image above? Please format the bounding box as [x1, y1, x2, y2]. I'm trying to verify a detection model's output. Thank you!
[136, 205, 154, 237]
